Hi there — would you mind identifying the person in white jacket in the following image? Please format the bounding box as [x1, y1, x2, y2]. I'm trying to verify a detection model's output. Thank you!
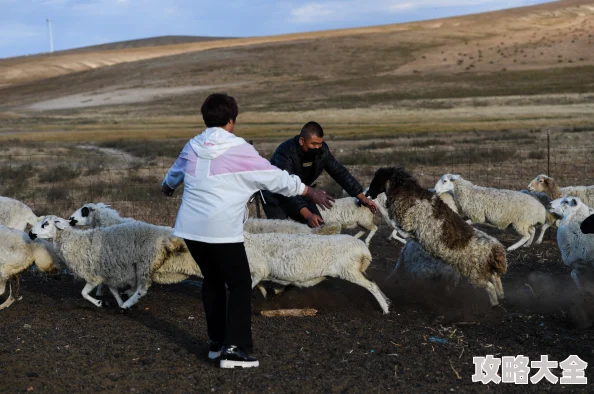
[162, 93, 334, 369]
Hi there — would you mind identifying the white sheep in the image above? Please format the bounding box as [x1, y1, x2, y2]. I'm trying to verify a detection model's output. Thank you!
[520, 189, 560, 244]
[245, 232, 391, 314]
[69, 203, 134, 228]
[549, 197, 594, 293]
[435, 174, 546, 251]
[29, 216, 186, 309]
[368, 168, 507, 306]
[528, 174, 594, 208]
[387, 240, 462, 294]
[316, 196, 379, 246]
[1, 225, 61, 310]
[244, 218, 341, 236]
[69, 203, 201, 291]
[0, 196, 40, 231]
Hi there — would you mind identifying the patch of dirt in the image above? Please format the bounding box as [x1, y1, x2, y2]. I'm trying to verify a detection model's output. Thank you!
[1, 225, 593, 392]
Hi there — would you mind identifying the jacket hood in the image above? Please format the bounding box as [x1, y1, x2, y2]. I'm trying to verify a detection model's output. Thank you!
[190, 127, 247, 160]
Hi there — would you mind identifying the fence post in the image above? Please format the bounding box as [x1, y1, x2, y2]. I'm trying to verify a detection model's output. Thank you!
[547, 129, 551, 177]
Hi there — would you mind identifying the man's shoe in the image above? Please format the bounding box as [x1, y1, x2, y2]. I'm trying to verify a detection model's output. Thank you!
[219, 345, 259, 369]
[208, 341, 223, 360]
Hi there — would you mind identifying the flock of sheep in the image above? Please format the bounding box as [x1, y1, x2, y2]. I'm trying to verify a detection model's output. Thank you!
[1, 170, 594, 316]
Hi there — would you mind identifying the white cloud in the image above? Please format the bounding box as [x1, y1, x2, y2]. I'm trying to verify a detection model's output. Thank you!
[71, 0, 135, 16]
[0, 23, 43, 46]
[289, 0, 537, 24]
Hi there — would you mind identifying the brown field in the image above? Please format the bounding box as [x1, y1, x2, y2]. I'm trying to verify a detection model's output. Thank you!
[2, 133, 594, 392]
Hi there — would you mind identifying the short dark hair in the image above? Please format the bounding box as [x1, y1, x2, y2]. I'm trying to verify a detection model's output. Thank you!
[201, 93, 239, 128]
[300, 121, 324, 139]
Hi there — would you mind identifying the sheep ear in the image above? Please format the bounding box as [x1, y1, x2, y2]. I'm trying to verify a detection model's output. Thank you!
[54, 220, 67, 230]
[450, 174, 460, 181]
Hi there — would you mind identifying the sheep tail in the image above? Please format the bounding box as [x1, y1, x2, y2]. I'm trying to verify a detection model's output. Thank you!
[489, 245, 507, 275]
[359, 249, 372, 273]
[314, 224, 342, 235]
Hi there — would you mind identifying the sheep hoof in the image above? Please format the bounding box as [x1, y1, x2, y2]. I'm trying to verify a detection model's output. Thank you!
[96, 300, 103, 308]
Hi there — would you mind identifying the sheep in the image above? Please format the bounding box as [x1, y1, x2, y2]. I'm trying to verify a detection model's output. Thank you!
[435, 174, 546, 251]
[69, 203, 134, 228]
[0, 196, 40, 231]
[70, 203, 342, 236]
[244, 218, 341, 236]
[69, 203, 202, 292]
[387, 240, 462, 294]
[29, 216, 186, 309]
[316, 196, 380, 246]
[0, 225, 61, 310]
[528, 174, 594, 208]
[519, 189, 560, 244]
[373, 190, 458, 245]
[367, 167, 507, 306]
[549, 197, 594, 294]
[244, 232, 391, 314]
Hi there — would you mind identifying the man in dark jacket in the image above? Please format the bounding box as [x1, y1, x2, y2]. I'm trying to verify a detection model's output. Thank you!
[262, 121, 377, 227]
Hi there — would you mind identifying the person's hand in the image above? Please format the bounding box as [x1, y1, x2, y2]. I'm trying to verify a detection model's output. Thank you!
[304, 186, 335, 210]
[162, 183, 175, 197]
[358, 195, 378, 214]
[305, 213, 325, 228]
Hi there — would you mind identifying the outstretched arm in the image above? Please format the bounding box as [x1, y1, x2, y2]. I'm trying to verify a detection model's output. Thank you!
[162, 143, 192, 196]
[325, 151, 377, 213]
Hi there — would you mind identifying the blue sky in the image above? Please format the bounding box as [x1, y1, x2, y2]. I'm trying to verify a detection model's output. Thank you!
[0, 0, 551, 58]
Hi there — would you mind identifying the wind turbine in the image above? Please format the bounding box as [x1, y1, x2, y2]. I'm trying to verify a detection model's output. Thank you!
[47, 18, 54, 53]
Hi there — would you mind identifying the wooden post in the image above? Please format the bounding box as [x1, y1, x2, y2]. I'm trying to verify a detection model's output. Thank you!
[547, 129, 551, 177]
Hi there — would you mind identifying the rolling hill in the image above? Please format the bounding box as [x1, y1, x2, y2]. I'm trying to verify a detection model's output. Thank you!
[0, 0, 593, 141]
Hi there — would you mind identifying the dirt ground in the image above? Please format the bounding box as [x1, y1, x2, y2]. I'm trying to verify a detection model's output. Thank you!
[1, 224, 592, 393]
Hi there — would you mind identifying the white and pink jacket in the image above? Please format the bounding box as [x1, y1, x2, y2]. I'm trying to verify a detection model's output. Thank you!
[163, 127, 306, 243]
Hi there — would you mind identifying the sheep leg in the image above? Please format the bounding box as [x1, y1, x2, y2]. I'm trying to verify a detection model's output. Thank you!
[121, 283, 149, 309]
[0, 279, 16, 310]
[363, 224, 378, 246]
[387, 230, 407, 244]
[479, 279, 499, 306]
[95, 284, 104, 297]
[81, 283, 103, 307]
[523, 227, 536, 248]
[491, 274, 504, 300]
[108, 286, 125, 308]
[507, 233, 531, 251]
[353, 231, 365, 239]
[343, 272, 391, 314]
[535, 223, 550, 245]
[13, 274, 22, 301]
[0, 278, 6, 296]
[256, 283, 268, 298]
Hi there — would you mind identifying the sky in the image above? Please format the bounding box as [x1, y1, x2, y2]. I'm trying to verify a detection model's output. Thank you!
[0, 0, 552, 59]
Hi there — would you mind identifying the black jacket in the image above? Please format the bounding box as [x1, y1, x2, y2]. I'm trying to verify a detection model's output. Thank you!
[264, 136, 363, 214]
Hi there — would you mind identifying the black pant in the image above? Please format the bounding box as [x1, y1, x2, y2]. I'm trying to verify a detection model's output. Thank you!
[184, 240, 253, 351]
[261, 192, 321, 224]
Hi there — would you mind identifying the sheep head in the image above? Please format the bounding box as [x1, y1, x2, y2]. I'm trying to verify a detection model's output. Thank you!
[69, 203, 107, 226]
[549, 197, 588, 220]
[367, 167, 414, 199]
[434, 174, 460, 194]
[29, 215, 71, 240]
[527, 174, 553, 193]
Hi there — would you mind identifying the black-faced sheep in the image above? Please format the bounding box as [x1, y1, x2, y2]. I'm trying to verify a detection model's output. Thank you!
[367, 167, 507, 306]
